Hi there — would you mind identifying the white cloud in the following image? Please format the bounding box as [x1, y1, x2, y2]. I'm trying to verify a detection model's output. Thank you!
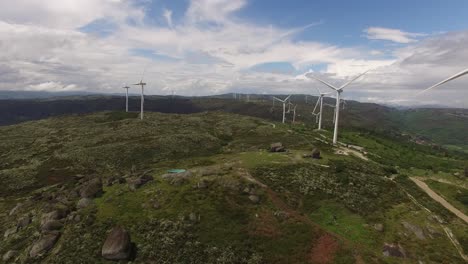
[26, 81, 79, 91]
[186, 0, 247, 23]
[0, 0, 466, 108]
[370, 50, 383, 56]
[0, 0, 142, 29]
[163, 8, 173, 28]
[364, 27, 426, 43]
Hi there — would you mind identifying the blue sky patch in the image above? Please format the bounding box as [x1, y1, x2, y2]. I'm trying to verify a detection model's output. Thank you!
[130, 48, 180, 62]
[78, 18, 118, 37]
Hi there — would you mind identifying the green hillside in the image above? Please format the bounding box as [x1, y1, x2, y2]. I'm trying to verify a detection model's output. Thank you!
[0, 111, 467, 263]
[397, 108, 468, 152]
[1, 96, 466, 154]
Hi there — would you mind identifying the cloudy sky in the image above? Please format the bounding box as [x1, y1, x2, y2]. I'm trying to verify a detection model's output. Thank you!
[1, 0, 467, 107]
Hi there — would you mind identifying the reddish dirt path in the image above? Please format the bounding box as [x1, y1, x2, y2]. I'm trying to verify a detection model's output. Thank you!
[264, 187, 354, 264]
[309, 233, 339, 264]
[243, 167, 364, 263]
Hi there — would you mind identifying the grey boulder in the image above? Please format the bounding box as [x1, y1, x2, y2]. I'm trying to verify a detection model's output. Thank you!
[382, 243, 405, 258]
[128, 175, 153, 191]
[270, 142, 285, 152]
[80, 178, 103, 198]
[402, 221, 426, 240]
[2, 250, 18, 262]
[41, 210, 67, 225]
[41, 220, 63, 232]
[4, 226, 18, 239]
[248, 195, 260, 204]
[77, 198, 93, 209]
[312, 148, 321, 159]
[29, 232, 60, 258]
[102, 226, 132, 261]
[17, 216, 32, 229]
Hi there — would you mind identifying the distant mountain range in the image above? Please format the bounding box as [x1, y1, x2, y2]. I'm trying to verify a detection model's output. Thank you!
[1, 90, 465, 110]
[1, 92, 467, 152]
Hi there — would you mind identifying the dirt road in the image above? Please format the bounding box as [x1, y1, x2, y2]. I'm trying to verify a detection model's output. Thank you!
[410, 177, 468, 224]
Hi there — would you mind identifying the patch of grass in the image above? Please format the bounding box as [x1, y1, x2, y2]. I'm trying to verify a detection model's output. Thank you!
[239, 151, 292, 168]
[381, 203, 465, 263]
[308, 201, 375, 246]
[102, 111, 139, 122]
[425, 180, 468, 215]
[395, 176, 455, 222]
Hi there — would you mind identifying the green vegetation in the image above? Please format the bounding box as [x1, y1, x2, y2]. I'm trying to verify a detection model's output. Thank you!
[426, 180, 468, 215]
[0, 110, 467, 263]
[308, 201, 375, 245]
[398, 108, 468, 148]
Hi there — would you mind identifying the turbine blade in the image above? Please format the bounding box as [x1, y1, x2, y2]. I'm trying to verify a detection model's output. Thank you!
[307, 75, 339, 91]
[312, 97, 320, 113]
[415, 68, 468, 96]
[315, 86, 322, 95]
[339, 70, 370, 90]
[141, 64, 148, 82]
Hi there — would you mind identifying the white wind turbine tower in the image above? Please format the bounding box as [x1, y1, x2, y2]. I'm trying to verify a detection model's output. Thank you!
[133, 69, 147, 120]
[273, 95, 291, 123]
[123, 85, 130, 112]
[307, 71, 369, 144]
[287, 101, 298, 122]
[291, 104, 297, 123]
[311, 87, 332, 130]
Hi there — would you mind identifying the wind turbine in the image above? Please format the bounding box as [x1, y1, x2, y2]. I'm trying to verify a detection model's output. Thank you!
[307, 71, 369, 144]
[133, 69, 147, 120]
[123, 85, 130, 112]
[311, 87, 332, 130]
[273, 95, 291, 123]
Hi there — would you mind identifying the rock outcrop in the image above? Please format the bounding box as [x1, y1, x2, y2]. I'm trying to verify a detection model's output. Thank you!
[162, 171, 193, 186]
[312, 148, 321, 159]
[80, 178, 103, 198]
[128, 175, 153, 191]
[401, 221, 426, 240]
[102, 226, 132, 261]
[17, 215, 32, 229]
[270, 142, 285, 152]
[382, 243, 405, 258]
[248, 195, 260, 204]
[29, 232, 60, 258]
[4, 226, 18, 239]
[41, 210, 67, 225]
[41, 220, 63, 232]
[77, 198, 93, 209]
[2, 250, 17, 262]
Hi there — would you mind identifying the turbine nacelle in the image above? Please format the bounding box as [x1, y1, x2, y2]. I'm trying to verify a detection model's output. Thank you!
[306, 70, 370, 92]
[273, 94, 291, 103]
